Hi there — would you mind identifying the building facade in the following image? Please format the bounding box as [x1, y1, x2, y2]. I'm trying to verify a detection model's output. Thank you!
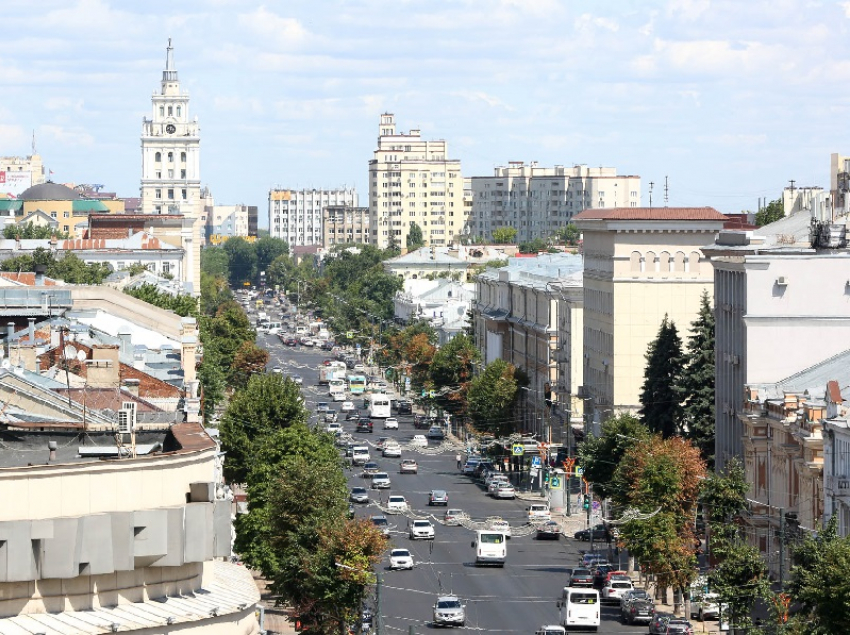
[470, 162, 641, 243]
[140, 40, 202, 294]
[323, 205, 370, 247]
[0, 152, 45, 198]
[269, 188, 357, 247]
[206, 203, 256, 244]
[573, 207, 726, 432]
[369, 114, 464, 249]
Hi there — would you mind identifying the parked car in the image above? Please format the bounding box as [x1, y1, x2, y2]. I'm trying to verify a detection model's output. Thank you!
[568, 568, 595, 588]
[690, 593, 721, 621]
[432, 595, 465, 628]
[648, 612, 676, 635]
[409, 519, 435, 540]
[536, 521, 561, 540]
[399, 459, 418, 474]
[396, 400, 413, 415]
[383, 417, 399, 430]
[428, 489, 449, 506]
[389, 548, 414, 570]
[621, 597, 655, 625]
[493, 482, 517, 499]
[574, 524, 612, 542]
[427, 426, 445, 440]
[665, 619, 695, 634]
[527, 504, 551, 522]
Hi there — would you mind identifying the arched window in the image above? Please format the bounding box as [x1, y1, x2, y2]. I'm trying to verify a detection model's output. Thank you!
[154, 152, 161, 163]
[689, 251, 701, 274]
[181, 152, 187, 163]
[167, 152, 173, 163]
[176, 105, 182, 117]
[673, 252, 685, 272]
[659, 251, 671, 272]
[645, 251, 657, 273]
[630, 251, 642, 273]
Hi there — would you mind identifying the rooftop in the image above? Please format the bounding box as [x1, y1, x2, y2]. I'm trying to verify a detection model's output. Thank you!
[574, 206, 727, 221]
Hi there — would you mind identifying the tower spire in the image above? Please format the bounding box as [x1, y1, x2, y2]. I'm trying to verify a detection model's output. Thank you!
[163, 38, 178, 82]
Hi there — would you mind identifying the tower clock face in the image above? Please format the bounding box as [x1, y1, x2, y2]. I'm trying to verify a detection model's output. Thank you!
[166, 124, 176, 134]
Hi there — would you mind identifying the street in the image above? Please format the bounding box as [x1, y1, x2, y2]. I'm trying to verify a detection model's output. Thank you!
[262, 333, 668, 635]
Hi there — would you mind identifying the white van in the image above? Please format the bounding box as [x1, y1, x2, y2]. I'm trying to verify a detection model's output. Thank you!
[558, 588, 600, 631]
[351, 446, 370, 466]
[472, 530, 507, 567]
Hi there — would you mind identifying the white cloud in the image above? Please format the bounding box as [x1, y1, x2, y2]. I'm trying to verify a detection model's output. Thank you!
[41, 125, 95, 147]
[213, 96, 264, 114]
[630, 37, 788, 78]
[44, 97, 85, 112]
[0, 125, 28, 151]
[237, 6, 308, 48]
[450, 91, 514, 111]
[695, 133, 768, 147]
[574, 13, 620, 33]
[666, 0, 712, 21]
[841, 1, 850, 17]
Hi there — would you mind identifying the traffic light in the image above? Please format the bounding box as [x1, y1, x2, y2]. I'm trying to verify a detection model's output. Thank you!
[543, 470, 550, 485]
[582, 494, 590, 510]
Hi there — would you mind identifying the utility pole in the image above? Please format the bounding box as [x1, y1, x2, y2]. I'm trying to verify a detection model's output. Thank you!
[376, 573, 383, 635]
[778, 508, 785, 591]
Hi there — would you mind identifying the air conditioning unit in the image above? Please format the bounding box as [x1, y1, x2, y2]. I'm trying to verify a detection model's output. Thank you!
[117, 409, 134, 435]
[776, 276, 788, 286]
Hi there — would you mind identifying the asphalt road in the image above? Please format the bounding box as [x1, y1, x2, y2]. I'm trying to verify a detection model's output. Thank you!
[261, 333, 654, 635]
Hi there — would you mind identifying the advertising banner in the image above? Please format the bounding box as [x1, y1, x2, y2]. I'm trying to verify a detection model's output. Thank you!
[0, 171, 32, 197]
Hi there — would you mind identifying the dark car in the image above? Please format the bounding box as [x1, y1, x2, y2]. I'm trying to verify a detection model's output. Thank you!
[346, 410, 361, 421]
[568, 568, 594, 588]
[396, 400, 413, 415]
[665, 619, 695, 634]
[573, 524, 611, 542]
[536, 521, 561, 540]
[622, 598, 655, 625]
[592, 565, 615, 588]
[356, 418, 373, 433]
[648, 612, 675, 635]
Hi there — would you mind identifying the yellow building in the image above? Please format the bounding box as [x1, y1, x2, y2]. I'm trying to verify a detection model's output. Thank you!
[5, 182, 123, 237]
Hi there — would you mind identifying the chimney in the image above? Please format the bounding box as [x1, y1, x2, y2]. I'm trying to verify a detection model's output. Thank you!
[34, 263, 46, 286]
[122, 378, 140, 397]
[118, 330, 132, 357]
[27, 318, 35, 344]
[48, 440, 57, 462]
[87, 344, 120, 388]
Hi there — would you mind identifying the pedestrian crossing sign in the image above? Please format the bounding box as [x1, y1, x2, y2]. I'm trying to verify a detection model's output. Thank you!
[512, 443, 524, 456]
[550, 476, 562, 489]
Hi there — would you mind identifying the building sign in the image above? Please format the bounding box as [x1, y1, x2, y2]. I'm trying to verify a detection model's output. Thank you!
[0, 171, 32, 197]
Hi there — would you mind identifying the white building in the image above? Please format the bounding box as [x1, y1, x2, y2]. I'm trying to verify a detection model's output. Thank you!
[369, 114, 464, 249]
[0, 151, 45, 198]
[470, 162, 641, 242]
[139, 39, 202, 294]
[269, 188, 358, 246]
[825, 411, 850, 537]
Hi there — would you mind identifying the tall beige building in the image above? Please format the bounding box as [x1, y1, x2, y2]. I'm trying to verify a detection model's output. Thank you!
[323, 205, 370, 247]
[369, 114, 464, 249]
[573, 207, 727, 430]
[0, 152, 45, 198]
[140, 40, 202, 294]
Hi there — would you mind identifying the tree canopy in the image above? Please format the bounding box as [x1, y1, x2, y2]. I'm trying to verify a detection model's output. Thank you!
[466, 359, 520, 435]
[578, 413, 651, 501]
[639, 315, 684, 437]
[755, 197, 784, 227]
[3, 223, 68, 239]
[407, 222, 424, 250]
[491, 226, 518, 244]
[0, 248, 112, 284]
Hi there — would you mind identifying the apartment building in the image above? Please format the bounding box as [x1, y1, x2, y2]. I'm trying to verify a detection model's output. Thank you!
[269, 188, 358, 247]
[369, 114, 464, 249]
[573, 207, 726, 432]
[470, 161, 641, 243]
[0, 152, 45, 197]
[825, 410, 850, 538]
[323, 205, 370, 247]
[206, 203, 256, 244]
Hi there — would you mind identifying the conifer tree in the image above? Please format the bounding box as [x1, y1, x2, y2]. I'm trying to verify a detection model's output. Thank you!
[639, 315, 684, 437]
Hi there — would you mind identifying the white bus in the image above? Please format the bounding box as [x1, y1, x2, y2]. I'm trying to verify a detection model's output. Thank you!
[472, 530, 506, 567]
[558, 588, 600, 631]
[329, 379, 346, 401]
[367, 393, 391, 419]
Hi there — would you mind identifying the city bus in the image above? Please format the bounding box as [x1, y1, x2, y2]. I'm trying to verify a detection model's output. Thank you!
[367, 393, 392, 419]
[472, 530, 507, 567]
[558, 587, 600, 631]
[329, 379, 346, 401]
[347, 374, 367, 395]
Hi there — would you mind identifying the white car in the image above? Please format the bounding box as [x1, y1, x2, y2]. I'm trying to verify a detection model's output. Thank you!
[272, 366, 283, 374]
[386, 495, 408, 512]
[601, 579, 634, 603]
[293, 375, 303, 385]
[371, 472, 391, 489]
[410, 435, 428, 448]
[494, 483, 516, 499]
[326, 422, 343, 435]
[341, 401, 355, 412]
[382, 443, 402, 458]
[383, 417, 399, 429]
[409, 519, 435, 540]
[389, 548, 414, 570]
[486, 517, 512, 538]
[527, 504, 551, 522]
[353, 363, 366, 372]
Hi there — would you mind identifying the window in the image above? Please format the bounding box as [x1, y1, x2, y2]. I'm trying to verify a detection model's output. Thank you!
[167, 189, 174, 200]
[167, 106, 173, 116]
[156, 171, 161, 179]
[168, 169, 174, 178]
[182, 189, 187, 200]
[167, 152, 173, 162]
[155, 189, 162, 199]
[63, 225, 69, 232]
[181, 152, 186, 163]
[63, 212, 70, 218]
[159, 106, 164, 117]
[163, 262, 171, 275]
[50, 211, 57, 219]
[180, 169, 186, 179]
[176, 106, 182, 117]
[155, 152, 161, 162]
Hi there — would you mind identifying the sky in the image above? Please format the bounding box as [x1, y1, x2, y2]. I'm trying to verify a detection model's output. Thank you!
[3, 0, 850, 227]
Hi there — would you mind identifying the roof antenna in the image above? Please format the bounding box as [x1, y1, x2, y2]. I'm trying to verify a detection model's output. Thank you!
[664, 176, 669, 207]
[648, 181, 655, 209]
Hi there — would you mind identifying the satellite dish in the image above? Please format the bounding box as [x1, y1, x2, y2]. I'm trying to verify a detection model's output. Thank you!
[63, 345, 77, 360]
[76, 350, 87, 362]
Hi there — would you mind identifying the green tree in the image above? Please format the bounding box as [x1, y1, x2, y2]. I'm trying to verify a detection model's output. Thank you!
[577, 413, 650, 500]
[201, 246, 230, 278]
[639, 315, 684, 438]
[786, 516, 850, 634]
[518, 237, 548, 253]
[675, 291, 716, 465]
[124, 283, 199, 317]
[3, 223, 68, 239]
[755, 197, 785, 227]
[218, 373, 308, 484]
[491, 226, 517, 244]
[1, 249, 112, 285]
[197, 347, 227, 422]
[254, 236, 289, 276]
[266, 254, 296, 291]
[430, 334, 480, 415]
[223, 237, 258, 286]
[555, 224, 580, 246]
[199, 272, 232, 316]
[407, 222, 424, 250]
[466, 359, 519, 435]
[230, 341, 270, 390]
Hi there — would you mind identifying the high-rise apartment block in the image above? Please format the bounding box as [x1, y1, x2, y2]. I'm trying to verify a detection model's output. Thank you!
[0, 152, 45, 198]
[470, 162, 640, 242]
[323, 205, 370, 247]
[369, 114, 464, 249]
[269, 188, 357, 247]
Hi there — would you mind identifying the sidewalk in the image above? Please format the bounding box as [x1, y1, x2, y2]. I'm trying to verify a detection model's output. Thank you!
[253, 570, 297, 634]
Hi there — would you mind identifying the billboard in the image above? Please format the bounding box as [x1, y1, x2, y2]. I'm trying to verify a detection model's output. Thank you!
[0, 171, 32, 198]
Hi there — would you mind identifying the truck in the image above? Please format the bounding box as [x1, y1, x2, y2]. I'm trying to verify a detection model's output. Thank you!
[319, 362, 347, 385]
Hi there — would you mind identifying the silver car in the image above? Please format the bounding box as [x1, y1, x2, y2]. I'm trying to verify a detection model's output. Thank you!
[371, 472, 391, 489]
[433, 595, 465, 627]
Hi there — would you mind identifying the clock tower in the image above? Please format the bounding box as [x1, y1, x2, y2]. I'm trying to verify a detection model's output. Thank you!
[140, 39, 201, 294]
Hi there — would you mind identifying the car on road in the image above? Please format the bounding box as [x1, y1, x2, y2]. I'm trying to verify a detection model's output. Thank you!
[356, 419, 373, 433]
[326, 422, 342, 435]
[371, 472, 391, 489]
[389, 548, 414, 570]
[324, 411, 338, 423]
[346, 411, 361, 421]
[665, 619, 695, 634]
[581, 551, 608, 567]
[376, 437, 390, 450]
[592, 565, 615, 588]
[601, 578, 634, 603]
[621, 596, 654, 625]
[383, 417, 399, 430]
[527, 504, 551, 522]
[648, 612, 676, 635]
[432, 596, 465, 628]
[462, 458, 481, 474]
[293, 375, 303, 385]
[493, 482, 516, 499]
[353, 363, 366, 372]
[349, 487, 369, 504]
[485, 518, 512, 538]
[409, 519, 435, 540]
[386, 495, 408, 512]
[486, 476, 509, 494]
[382, 443, 402, 458]
[428, 489, 449, 506]
[444, 508, 465, 526]
[399, 459, 418, 474]
[573, 524, 611, 542]
[370, 515, 390, 536]
[535, 626, 565, 635]
[316, 402, 330, 413]
[427, 425, 445, 441]
[361, 462, 380, 475]
[568, 568, 595, 588]
[410, 434, 428, 448]
[272, 366, 282, 374]
[341, 401, 355, 412]
[690, 592, 721, 621]
[535, 521, 561, 540]
[396, 400, 413, 415]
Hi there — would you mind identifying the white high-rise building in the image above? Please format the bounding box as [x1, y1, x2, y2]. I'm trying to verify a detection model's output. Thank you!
[269, 188, 358, 247]
[470, 162, 641, 242]
[140, 39, 201, 294]
[369, 114, 464, 249]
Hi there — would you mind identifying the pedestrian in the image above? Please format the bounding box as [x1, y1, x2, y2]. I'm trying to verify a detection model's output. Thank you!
[456, 453, 462, 469]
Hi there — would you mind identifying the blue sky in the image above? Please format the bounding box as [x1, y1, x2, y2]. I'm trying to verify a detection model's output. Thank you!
[3, 0, 849, 225]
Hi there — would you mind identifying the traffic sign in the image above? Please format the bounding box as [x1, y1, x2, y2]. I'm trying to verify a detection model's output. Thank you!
[346, 331, 353, 338]
[550, 476, 562, 489]
[512, 443, 524, 456]
[575, 466, 584, 477]
[531, 456, 542, 468]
